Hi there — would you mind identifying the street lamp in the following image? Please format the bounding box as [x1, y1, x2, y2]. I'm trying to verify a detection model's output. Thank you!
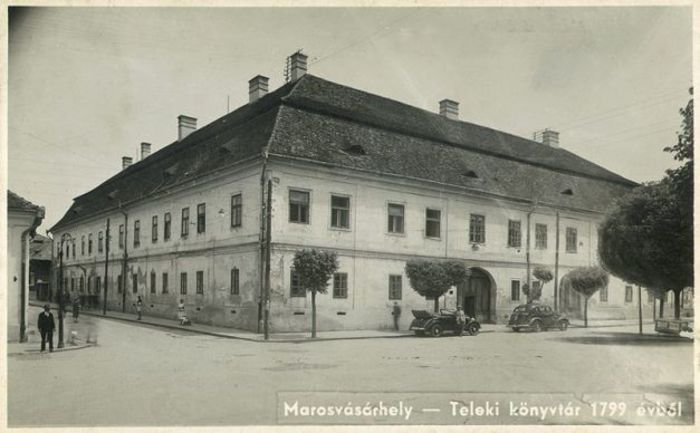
[57, 232, 75, 348]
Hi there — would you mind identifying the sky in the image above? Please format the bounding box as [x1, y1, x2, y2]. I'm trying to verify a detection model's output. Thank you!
[7, 6, 693, 232]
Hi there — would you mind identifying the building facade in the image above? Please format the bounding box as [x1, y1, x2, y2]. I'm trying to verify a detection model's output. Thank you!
[51, 53, 650, 332]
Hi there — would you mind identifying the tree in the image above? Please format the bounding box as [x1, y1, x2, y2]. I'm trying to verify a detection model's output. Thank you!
[565, 266, 609, 327]
[292, 249, 338, 338]
[405, 260, 468, 312]
[598, 88, 693, 320]
[527, 266, 553, 303]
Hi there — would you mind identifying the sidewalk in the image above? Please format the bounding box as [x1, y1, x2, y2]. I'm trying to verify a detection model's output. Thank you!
[568, 318, 656, 328]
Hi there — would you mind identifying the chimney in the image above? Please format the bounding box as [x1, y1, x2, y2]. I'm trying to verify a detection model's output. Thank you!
[248, 75, 269, 103]
[178, 115, 197, 141]
[540, 128, 560, 148]
[439, 99, 459, 120]
[122, 156, 133, 170]
[140, 142, 152, 160]
[289, 51, 308, 81]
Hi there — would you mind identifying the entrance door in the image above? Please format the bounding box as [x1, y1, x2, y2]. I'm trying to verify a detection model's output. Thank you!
[459, 269, 492, 323]
[464, 296, 476, 318]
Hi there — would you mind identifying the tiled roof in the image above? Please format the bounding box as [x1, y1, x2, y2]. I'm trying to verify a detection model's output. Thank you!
[8, 190, 42, 213]
[52, 74, 635, 230]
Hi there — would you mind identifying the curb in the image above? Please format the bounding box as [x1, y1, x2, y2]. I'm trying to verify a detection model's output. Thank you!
[9, 343, 94, 357]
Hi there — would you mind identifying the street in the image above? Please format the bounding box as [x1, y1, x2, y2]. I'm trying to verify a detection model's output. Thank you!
[8, 309, 693, 426]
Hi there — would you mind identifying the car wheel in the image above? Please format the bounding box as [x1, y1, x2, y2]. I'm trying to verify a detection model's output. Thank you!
[558, 320, 568, 331]
[532, 320, 543, 333]
[428, 324, 443, 337]
[467, 323, 479, 336]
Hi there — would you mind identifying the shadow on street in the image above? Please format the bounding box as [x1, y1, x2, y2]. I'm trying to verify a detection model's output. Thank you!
[554, 331, 693, 347]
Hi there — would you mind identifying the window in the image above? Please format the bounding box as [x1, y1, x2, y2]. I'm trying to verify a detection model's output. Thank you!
[197, 203, 206, 234]
[599, 285, 608, 302]
[164, 213, 171, 241]
[96, 276, 102, 293]
[230, 268, 240, 295]
[231, 194, 242, 228]
[625, 285, 633, 303]
[80, 276, 85, 292]
[180, 272, 187, 295]
[425, 209, 441, 238]
[508, 220, 522, 248]
[150, 271, 156, 294]
[71, 278, 75, 291]
[535, 224, 547, 249]
[181, 208, 190, 237]
[88, 233, 93, 255]
[134, 220, 140, 248]
[162, 272, 169, 294]
[511, 280, 520, 301]
[290, 270, 305, 297]
[66, 244, 70, 259]
[72, 240, 76, 258]
[331, 195, 350, 229]
[119, 225, 125, 249]
[469, 214, 485, 244]
[81, 236, 85, 256]
[389, 275, 402, 300]
[289, 190, 310, 223]
[132, 274, 138, 293]
[117, 275, 123, 293]
[152, 216, 158, 243]
[196, 271, 204, 294]
[98, 231, 104, 253]
[333, 273, 348, 298]
[566, 227, 577, 253]
[387, 203, 405, 234]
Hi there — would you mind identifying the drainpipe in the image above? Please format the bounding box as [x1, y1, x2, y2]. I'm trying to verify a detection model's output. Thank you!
[264, 179, 272, 340]
[103, 218, 110, 315]
[554, 211, 560, 311]
[526, 210, 532, 295]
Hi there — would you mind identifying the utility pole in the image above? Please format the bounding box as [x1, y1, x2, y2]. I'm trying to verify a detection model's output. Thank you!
[638, 285, 643, 334]
[554, 211, 560, 311]
[525, 210, 532, 293]
[103, 218, 110, 315]
[121, 211, 128, 312]
[263, 178, 272, 340]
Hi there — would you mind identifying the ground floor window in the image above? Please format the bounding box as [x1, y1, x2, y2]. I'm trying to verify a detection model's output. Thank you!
[290, 270, 304, 297]
[162, 273, 169, 294]
[117, 275, 123, 293]
[388, 275, 402, 300]
[196, 271, 204, 294]
[150, 272, 156, 294]
[511, 280, 520, 301]
[180, 272, 187, 295]
[231, 268, 240, 295]
[599, 285, 608, 302]
[625, 285, 633, 303]
[132, 274, 138, 293]
[333, 273, 348, 298]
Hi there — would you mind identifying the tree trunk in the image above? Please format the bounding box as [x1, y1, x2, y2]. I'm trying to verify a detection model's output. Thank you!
[433, 297, 439, 313]
[652, 298, 656, 321]
[584, 297, 588, 328]
[659, 296, 665, 319]
[637, 285, 642, 335]
[674, 289, 681, 319]
[311, 289, 317, 338]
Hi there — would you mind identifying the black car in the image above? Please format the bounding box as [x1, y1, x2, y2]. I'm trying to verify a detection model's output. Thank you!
[508, 304, 569, 332]
[409, 309, 480, 337]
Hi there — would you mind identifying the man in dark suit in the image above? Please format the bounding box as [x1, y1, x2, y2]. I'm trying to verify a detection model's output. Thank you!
[37, 304, 56, 352]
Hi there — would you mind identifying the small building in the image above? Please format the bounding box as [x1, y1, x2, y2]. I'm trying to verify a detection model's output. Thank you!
[29, 233, 53, 302]
[51, 53, 649, 332]
[7, 190, 45, 342]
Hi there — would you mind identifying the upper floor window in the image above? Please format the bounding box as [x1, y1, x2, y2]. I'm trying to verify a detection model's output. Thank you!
[535, 223, 548, 249]
[625, 285, 633, 303]
[98, 231, 104, 253]
[164, 212, 171, 241]
[231, 268, 240, 295]
[330, 195, 350, 229]
[566, 227, 578, 253]
[119, 225, 125, 249]
[387, 203, 405, 234]
[231, 194, 242, 228]
[88, 233, 93, 255]
[388, 275, 402, 300]
[508, 220, 522, 248]
[469, 214, 485, 244]
[134, 220, 141, 248]
[181, 207, 190, 237]
[425, 209, 441, 238]
[289, 190, 310, 224]
[333, 273, 348, 298]
[196, 271, 204, 294]
[72, 240, 76, 258]
[152, 215, 158, 243]
[81, 236, 85, 256]
[197, 203, 206, 234]
[290, 269, 305, 297]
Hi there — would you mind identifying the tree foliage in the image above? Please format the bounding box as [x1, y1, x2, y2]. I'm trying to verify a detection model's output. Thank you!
[292, 249, 338, 337]
[405, 260, 468, 312]
[564, 266, 609, 327]
[533, 266, 553, 284]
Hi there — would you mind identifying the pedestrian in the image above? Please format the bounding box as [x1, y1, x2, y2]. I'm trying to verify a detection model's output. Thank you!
[177, 299, 185, 325]
[37, 304, 55, 352]
[455, 306, 466, 335]
[135, 296, 143, 320]
[391, 301, 401, 331]
[72, 295, 81, 323]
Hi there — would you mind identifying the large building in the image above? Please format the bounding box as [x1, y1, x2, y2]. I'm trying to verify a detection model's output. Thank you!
[51, 53, 651, 332]
[7, 190, 45, 342]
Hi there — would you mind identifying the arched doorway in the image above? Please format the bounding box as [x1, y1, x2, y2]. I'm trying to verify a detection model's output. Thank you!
[458, 268, 494, 323]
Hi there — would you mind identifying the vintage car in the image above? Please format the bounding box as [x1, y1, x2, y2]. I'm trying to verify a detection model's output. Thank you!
[508, 304, 569, 332]
[409, 309, 481, 337]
